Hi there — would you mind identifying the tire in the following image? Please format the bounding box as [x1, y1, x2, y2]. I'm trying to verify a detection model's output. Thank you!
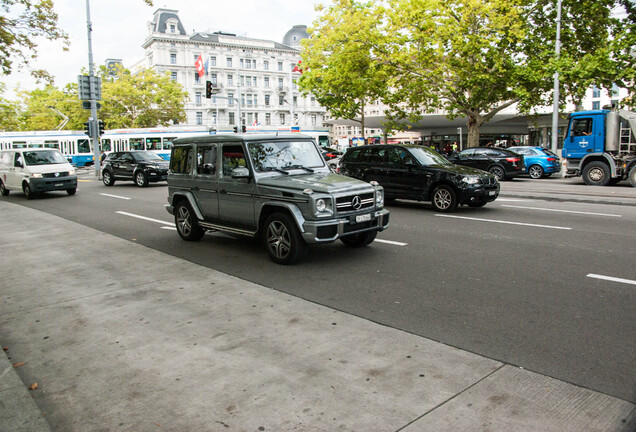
[488, 165, 506, 181]
[23, 182, 34, 200]
[431, 185, 458, 212]
[340, 230, 377, 247]
[582, 161, 610, 186]
[629, 165, 636, 188]
[0, 180, 9, 196]
[67, 188, 77, 196]
[135, 171, 148, 187]
[263, 212, 307, 265]
[102, 170, 115, 186]
[174, 201, 205, 241]
[528, 164, 544, 179]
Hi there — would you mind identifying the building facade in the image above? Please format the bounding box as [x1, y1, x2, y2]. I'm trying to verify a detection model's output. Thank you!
[132, 9, 326, 131]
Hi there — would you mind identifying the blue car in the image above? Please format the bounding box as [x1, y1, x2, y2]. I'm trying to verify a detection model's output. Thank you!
[508, 146, 561, 179]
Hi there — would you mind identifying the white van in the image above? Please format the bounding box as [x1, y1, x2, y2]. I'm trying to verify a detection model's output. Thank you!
[0, 148, 78, 199]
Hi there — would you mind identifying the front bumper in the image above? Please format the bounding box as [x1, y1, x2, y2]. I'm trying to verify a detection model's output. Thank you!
[457, 183, 500, 205]
[28, 175, 78, 193]
[301, 208, 390, 244]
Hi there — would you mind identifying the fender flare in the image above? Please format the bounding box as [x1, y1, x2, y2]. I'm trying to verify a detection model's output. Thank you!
[170, 191, 204, 220]
[258, 201, 307, 233]
[580, 153, 619, 177]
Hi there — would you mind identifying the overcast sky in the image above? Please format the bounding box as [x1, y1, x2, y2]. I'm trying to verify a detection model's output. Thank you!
[4, 0, 322, 99]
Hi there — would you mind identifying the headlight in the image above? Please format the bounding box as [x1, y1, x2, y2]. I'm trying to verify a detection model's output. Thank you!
[316, 198, 327, 212]
[462, 175, 480, 184]
[30, 173, 43, 178]
[375, 189, 384, 206]
[69, 168, 76, 175]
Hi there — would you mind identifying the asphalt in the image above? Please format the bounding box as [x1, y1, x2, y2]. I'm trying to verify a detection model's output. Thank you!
[1, 175, 635, 431]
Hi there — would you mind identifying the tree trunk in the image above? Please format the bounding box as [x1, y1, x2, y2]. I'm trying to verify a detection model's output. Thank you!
[466, 113, 484, 148]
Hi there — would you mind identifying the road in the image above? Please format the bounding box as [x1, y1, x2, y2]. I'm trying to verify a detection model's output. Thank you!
[4, 173, 635, 404]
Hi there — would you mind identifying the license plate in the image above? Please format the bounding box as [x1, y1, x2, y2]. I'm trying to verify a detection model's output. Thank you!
[355, 213, 372, 223]
[55, 183, 63, 187]
[489, 190, 496, 196]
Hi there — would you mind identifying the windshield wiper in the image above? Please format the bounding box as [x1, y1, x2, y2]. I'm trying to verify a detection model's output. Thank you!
[261, 167, 289, 175]
[282, 165, 314, 173]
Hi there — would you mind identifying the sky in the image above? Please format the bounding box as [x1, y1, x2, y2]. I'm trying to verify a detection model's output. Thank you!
[3, 0, 323, 99]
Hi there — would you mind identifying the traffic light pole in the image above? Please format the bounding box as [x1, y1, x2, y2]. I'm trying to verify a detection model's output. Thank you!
[85, 0, 101, 178]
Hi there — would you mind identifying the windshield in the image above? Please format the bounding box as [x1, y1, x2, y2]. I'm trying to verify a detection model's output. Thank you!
[408, 147, 452, 166]
[132, 151, 165, 162]
[248, 140, 325, 172]
[23, 150, 67, 165]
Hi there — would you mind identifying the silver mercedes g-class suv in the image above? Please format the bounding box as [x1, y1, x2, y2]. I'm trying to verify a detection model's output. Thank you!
[166, 134, 390, 264]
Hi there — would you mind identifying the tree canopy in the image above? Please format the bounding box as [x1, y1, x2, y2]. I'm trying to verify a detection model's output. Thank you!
[300, 0, 636, 147]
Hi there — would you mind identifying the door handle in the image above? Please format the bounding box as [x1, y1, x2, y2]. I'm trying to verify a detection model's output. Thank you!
[220, 189, 227, 194]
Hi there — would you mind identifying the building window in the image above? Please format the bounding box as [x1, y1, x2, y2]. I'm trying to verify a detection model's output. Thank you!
[311, 114, 317, 126]
[311, 96, 316, 106]
[212, 112, 217, 125]
[228, 92, 234, 105]
[280, 113, 285, 124]
[195, 92, 202, 105]
[611, 84, 620, 96]
[278, 61, 283, 71]
[278, 78, 284, 89]
[226, 57, 233, 67]
[194, 73, 201, 84]
[210, 56, 216, 67]
[592, 86, 601, 98]
[264, 77, 270, 87]
[265, 95, 270, 106]
[170, 53, 177, 64]
[210, 73, 217, 85]
[263, 60, 269, 70]
[246, 59, 252, 69]
[196, 112, 202, 125]
[279, 95, 284, 106]
[170, 24, 176, 33]
[293, 96, 297, 106]
[171, 72, 177, 81]
[229, 112, 235, 125]
[227, 74, 233, 85]
[252, 77, 257, 86]
[265, 113, 271, 125]
[592, 101, 600, 110]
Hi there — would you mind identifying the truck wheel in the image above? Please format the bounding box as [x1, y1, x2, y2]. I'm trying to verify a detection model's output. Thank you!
[0, 180, 9, 196]
[528, 164, 544, 179]
[23, 182, 34, 199]
[629, 165, 636, 188]
[582, 161, 610, 186]
[431, 185, 458, 212]
[340, 230, 377, 247]
[174, 202, 204, 241]
[263, 212, 307, 265]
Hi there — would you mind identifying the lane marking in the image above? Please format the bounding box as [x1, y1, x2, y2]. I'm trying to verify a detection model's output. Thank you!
[435, 214, 572, 230]
[101, 193, 131, 200]
[496, 198, 533, 202]
[375, 239, 408, 246]
[502, 205, 622, 218]
[587, 274, 636, 286]
[160, 226, 177, 231]
[116, 211, 172, 226]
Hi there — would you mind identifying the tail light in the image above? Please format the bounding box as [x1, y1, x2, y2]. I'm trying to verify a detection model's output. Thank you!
[326, 153, 335, 158]
[547, 157, 556, 162]
[506, 157, 520, 163]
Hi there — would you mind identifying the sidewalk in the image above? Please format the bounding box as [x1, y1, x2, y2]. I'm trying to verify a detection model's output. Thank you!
[0, 200, 634, 432]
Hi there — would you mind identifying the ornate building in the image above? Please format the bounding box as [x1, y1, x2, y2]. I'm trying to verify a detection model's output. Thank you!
[131, 9, 326, 131]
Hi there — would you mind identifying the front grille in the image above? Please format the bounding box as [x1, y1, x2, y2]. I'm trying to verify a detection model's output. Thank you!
[481, 177, 497, 185]
[335, 193, 374, 214]
[42, 172, 69, 178]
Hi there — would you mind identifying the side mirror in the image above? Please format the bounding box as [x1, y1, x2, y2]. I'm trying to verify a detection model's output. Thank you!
[231, 166, 250, 179]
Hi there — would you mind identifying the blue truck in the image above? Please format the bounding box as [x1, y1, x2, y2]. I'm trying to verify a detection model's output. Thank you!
[562, 109, 636, 187]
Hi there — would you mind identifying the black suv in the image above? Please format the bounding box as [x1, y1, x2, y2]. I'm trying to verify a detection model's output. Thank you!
[446, 147, 525, 180]
[166, 134, 389, 264]
[339, 144, 499, 211]
[102, 151, 169, 187]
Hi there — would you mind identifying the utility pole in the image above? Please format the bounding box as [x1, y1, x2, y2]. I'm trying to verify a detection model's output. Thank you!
[85, 0, 100, 178]
[551, 0, 562, 155]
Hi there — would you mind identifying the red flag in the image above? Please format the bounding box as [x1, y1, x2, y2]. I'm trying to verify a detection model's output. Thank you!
[292, 60, 303, 74]
[195, 55, 205, 78]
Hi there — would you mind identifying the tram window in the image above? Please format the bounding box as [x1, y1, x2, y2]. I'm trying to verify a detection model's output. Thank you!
[163, 137, 176, 150]
[130, 138, 144, 150]
[14, 142, 26, 148]
[28, 143, 44, 148]
[101, 139, 112, 152]
[44, 140, 59, 149]
[77, 139, 90, 153]
[147, 137, 161, 150]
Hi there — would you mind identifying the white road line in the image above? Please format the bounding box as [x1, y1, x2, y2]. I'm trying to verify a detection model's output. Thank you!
[375, 239, 408, 246]
[160, 226, 177, 231]
[587, 274, 636, 286]
[435, 214, 572, 230]
[496, 198, 533, 202]
[101, 193, 131, 200]
[116, 211, 173, 226]
[502, 205, 622, 218]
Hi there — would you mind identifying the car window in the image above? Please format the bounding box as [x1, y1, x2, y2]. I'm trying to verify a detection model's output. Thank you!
[409, 147, 451, 166]
[387, 148, 413, 166]
[197, 144, 217, 175]
[459, 148, 475, 157]
[343, 148, 363, 162]
[363, 147, 385, 164]
[248, 140, 323, 172]
[222, 144, 246, 176]
[132, 151, 164, 162]
[170, 145, 193, 174]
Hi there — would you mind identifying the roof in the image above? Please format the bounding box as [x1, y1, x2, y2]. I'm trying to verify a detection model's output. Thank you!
[172, 133, 314, 145]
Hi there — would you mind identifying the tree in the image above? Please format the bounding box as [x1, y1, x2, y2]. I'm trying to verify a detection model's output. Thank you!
[0, 82, 20, 130]
[304, 0, 635, 147]
[0, 0, 154, 82]
[299, 0, 390, 139]
[97, 66, 188, 128]
[15, 83, 85, 130]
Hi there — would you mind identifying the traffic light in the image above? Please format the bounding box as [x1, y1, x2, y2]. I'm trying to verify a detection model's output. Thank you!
[233, 126, 238, 133]
[97, 120, 105, 136]
[205, 81, 212, 98]
[83, 121, 92, 136]
[241, 125, 246, 133]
